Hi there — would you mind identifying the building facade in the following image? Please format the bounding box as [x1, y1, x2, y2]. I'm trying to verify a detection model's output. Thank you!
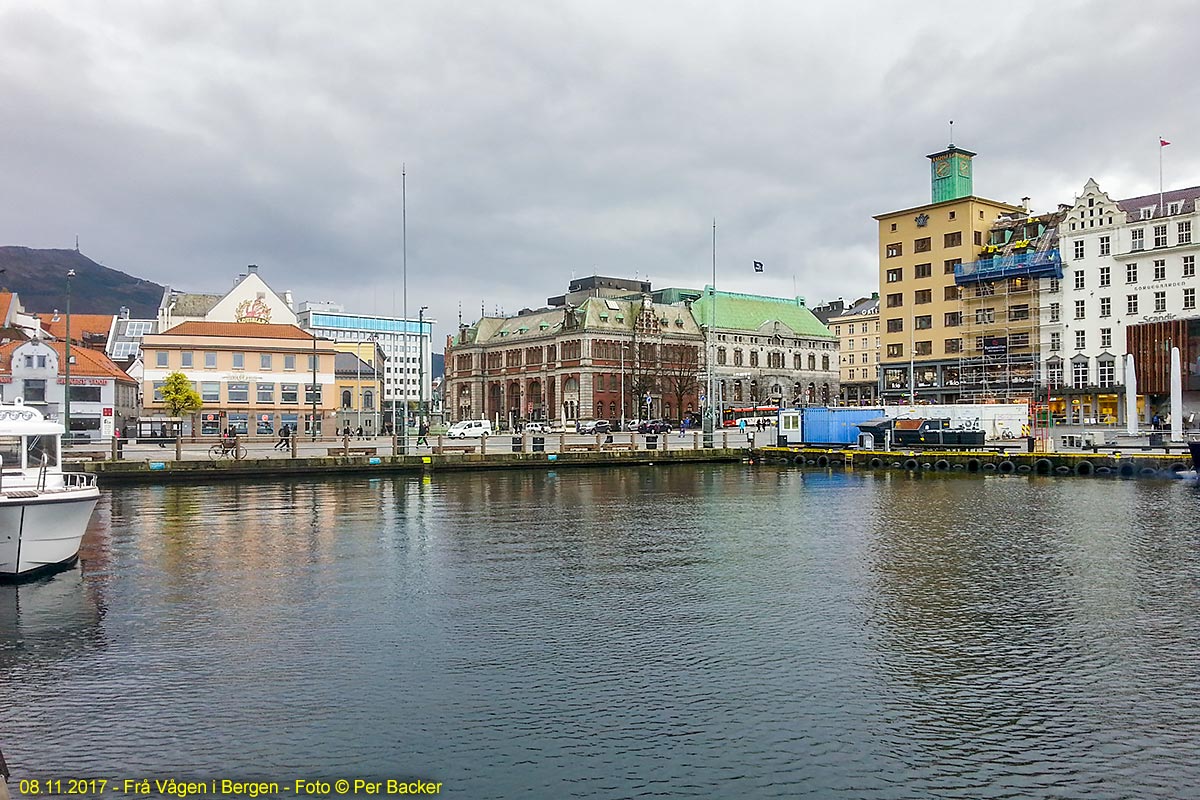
[1042, 179, 1200, 424]
[828, 294, 880, 405]
[689, 290, 839, 409]
[0, 339, 138, 439]
[875, 144, 1024, 403]
[141, 322, 337, 437]
[445, 293, 704, 428]
[332, 344, 382, 434]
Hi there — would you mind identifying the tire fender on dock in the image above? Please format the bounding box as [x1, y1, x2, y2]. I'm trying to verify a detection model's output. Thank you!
[1075, 460, 1095, 476]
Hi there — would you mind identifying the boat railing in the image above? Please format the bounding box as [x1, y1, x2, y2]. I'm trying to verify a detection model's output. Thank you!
[38, 453, 48, 492]
[61, 471, 97, 489]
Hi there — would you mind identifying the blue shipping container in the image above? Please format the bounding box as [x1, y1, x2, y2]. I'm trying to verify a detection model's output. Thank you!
[800, 407, 886, 445]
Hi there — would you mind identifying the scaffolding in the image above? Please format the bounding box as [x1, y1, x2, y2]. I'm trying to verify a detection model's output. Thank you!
[954, 211, 1064, 402]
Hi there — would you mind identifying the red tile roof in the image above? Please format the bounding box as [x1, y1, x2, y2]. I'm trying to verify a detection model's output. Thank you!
[0, 293, 13, 326]
[0, 340, 136, 383]
[40, 313, 114, 341]
[158, 321, 315, 339]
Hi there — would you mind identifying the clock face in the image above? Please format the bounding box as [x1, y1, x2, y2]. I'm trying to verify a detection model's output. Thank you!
[935, 159, 951, 178]
[958, 159, 971, 177]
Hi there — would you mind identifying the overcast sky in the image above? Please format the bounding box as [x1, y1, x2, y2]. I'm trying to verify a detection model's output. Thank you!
[2, 0, 1198, 346]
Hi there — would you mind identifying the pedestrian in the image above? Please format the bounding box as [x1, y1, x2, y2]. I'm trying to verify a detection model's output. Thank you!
[274, 424, 289, 450]
[355, 426, 364, 439]
[416, 420, 429, 446]
[159, 422, 168, 448]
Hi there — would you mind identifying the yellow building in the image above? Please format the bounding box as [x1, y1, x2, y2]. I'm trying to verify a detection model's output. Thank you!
[828, 294, 880, 405]
[874, 144, 1023, 403]
[141, 322, 338, 437]
[332, 341, 384, 433]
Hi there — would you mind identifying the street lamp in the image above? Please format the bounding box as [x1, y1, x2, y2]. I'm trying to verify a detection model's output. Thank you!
[418, 306, 428, 429]
[64, 269, 75, 437]
[311, 327, 318, 441]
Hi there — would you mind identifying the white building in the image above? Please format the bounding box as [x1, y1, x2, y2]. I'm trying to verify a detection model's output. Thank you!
[1044, 178, 1200, 424]
[296, 303, 434, 429]
[158, 265, 297, 330]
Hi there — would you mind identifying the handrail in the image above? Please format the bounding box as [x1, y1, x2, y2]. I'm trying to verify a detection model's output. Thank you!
[38, 453, 48, 492]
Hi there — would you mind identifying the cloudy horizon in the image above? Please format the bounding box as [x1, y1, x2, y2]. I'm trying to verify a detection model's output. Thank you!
[2, 0, 1198, 341]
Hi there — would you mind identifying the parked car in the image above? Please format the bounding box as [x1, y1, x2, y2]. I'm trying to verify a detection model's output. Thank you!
[637, 419, 672, 434]
[446, 419, 493, 438]
[525, 421, 553, 434]
[580, 419, 611, 434]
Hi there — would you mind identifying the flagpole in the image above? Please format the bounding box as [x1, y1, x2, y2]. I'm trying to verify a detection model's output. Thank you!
[1159, 137, 1165, 215]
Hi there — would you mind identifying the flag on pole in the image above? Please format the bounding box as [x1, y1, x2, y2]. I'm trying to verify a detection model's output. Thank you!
[753, 260, 764, 273]
[1160, 138, 1171, 146]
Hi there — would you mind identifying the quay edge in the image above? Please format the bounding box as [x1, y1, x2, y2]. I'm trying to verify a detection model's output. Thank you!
[78, 448, 749, 486]
[755, 446, 1195, 478]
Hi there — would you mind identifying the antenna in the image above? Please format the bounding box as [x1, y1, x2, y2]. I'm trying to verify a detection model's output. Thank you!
[949, 119, 954, 147]
[75, 235, 79, 252]
[458, 301, 462, 327]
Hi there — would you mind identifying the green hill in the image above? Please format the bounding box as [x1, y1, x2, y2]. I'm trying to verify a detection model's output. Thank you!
[0, 247, 163, 318]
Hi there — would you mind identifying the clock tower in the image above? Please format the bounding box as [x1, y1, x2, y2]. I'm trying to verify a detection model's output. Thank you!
[927, 144, 975, 204]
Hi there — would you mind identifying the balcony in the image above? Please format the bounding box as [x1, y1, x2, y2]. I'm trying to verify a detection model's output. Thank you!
[956, 248, 1063, 285]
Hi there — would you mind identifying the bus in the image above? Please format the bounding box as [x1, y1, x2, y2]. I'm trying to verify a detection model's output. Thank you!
[722, 405, 780, 428]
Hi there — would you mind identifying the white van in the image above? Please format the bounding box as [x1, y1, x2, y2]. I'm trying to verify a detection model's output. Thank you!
[446, 419, 493, 439]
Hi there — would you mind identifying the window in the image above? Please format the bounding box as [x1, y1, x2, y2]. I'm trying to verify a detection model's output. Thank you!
[227, 382, 249, 403]
[1050, 332, 1061, 352]
[944, 231, 962, 248]
[201, 381, 220, 402]
[1154, 291, 1167, 312]
[1074, 271, 1085, 290]
[793, 354, 802, 370]
[1179, 221, 1192, 245]
[847, 353, 854, 365]
[1075, 330, 1086, 350]
[948, 211, 956, 220]
[1127, 294, 1139, 314]
[232, 352, 245, 369]
[1047, 360, 1064, 387]
[1099, 265, 1111, 286]
[284, 355, 296, 371]
[944, 258, 961, 275]
[1074, 300, 1086, 320]
[1098, 360, 1116, 388]
[974, 230, 983, 246]
[944, 338, 962, 353]
[1073, 360, 1089, 387]
[1073, 240, 1084, 259]
[808, 354, 816, 370]
[886, 242, 903, 258]
[342, 390, 353, 409]
[733, 349, 743, 366]
[887, 318, 904, 333]
[1100, 297, 1111, 317]
[886, 267, 903, 283]
[822, 354, 830, 371]
[1048, 278, 1060, 292]
[1131, 229, 1144, 251]
[1185, 256, 1196, 277]
[1049, 303, 1060, 322]
[181, 351, 193, 368]
[915, 237, 931, 253]
[307, 355, 317, 371]
[261, 354, 272, 370]
[1099, 235, 1111, 256]
[151, 381, 166, 402]
[68, 385, 101, 403]
[1154, 260, 1166, 280]
[1185, 288, 1196, 309]
[975, 308, 995, 325]
[890, 223, 897, 232]
[886, 343, 903, 358]
[717, 348, 727, 365]
[914, 289, 932, 304]
[305, 384, 322, 404]
[249, 382, 273, 405]
[944, 286, 960, 301]
[1126, 263, 1138, 283]
[23, 379, 46, 402]
[1100, 328, 1112, 349]
[886, 293, 903, 308]
[944, 311, 961, 327]
[915, 315, 932, 330]
[1010, 332, 1030, 349]
[915, 263, 932, 278]
[1154, 224, 1168, 248]
[749, 350, 759, 367]
[913, 341, 932, 356]
[281, 383, 299, 403]
[1141, 208, 1153, 220]
[1009, 304, 1029, 321]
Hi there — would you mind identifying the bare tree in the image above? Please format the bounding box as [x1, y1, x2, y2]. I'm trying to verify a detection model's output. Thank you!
[660, 342, 701, 421]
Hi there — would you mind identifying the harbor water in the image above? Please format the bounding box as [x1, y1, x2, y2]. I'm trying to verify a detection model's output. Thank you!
[2, 465, 1199, 798]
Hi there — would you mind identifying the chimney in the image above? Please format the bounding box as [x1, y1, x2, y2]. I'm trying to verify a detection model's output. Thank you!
[247, 264, 259, 273]
[119, 306, 130, 319]
[1021, 197, 1031, 212]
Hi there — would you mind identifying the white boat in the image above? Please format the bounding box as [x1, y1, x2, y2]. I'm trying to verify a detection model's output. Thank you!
[0, 399, 99, 580]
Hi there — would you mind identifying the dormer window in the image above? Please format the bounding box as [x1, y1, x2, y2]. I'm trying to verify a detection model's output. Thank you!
[1140, 207, 1154, 220]
[599, 313, 609, 321]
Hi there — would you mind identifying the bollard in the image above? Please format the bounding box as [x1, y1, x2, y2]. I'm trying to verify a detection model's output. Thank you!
[342, 433, 350, 456]
[111, 436, 118, 461]
[291, 433, 298, 459]
[175, 436, 183, 462]
[722, 430, 728, 448]
[481, 435, 488, 456]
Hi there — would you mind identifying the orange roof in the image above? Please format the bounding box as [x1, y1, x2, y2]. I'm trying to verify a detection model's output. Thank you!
[40, 313, 114, 341]
[158, 321, 315, 339]
[0, 293, 13, 326]
[0, 340, 136, 383]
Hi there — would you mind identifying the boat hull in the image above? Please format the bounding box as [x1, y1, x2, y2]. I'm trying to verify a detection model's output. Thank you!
[0, 488, 100, 580]
[1190, 441, 1200, 473]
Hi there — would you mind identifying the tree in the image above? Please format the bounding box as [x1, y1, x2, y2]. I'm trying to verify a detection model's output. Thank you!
[660, 342, 701, 422]
[161, 371, 203, 417]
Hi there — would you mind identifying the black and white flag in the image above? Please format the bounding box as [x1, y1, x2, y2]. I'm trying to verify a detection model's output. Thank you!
[753, 260, 764, 273]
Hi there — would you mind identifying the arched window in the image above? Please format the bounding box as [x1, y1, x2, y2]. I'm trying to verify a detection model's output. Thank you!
[734, 381, 743, 401]
[717, 347, 727, 365]
[822, 354, 830, 371]
[363, 390, 375, 410]
[341, 390, 352, 409]
[794, 353, 802, 370]
[596, 402, 604, 418]
[734, 349, 744, 366]
[808, 354, 816, 370]
[609, 402, 616, 418]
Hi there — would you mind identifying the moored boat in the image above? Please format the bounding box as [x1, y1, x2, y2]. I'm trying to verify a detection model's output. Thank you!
[0, 399, 99, 580]
[1190, 441, 1200, 475]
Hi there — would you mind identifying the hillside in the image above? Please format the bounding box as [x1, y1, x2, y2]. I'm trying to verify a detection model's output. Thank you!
[0, 247, 163, 318]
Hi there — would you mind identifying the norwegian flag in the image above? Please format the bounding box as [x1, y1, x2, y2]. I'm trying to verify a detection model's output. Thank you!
[1161, 138, 1171, 146]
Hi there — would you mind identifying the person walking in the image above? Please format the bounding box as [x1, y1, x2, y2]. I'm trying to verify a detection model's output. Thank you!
[274, 424, 290, 450]
[158, 422, 168, 448]
[416, 420, 429, 447]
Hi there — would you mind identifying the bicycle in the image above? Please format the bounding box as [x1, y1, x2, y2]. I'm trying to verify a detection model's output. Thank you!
[208, 438, 247, 461]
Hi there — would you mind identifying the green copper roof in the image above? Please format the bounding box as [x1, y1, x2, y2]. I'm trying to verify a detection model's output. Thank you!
[689, 289, 834, 338]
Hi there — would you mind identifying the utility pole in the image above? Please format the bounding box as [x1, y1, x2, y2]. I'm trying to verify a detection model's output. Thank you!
[418, 306, 428, 428]
[64, 269, 74, 437]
